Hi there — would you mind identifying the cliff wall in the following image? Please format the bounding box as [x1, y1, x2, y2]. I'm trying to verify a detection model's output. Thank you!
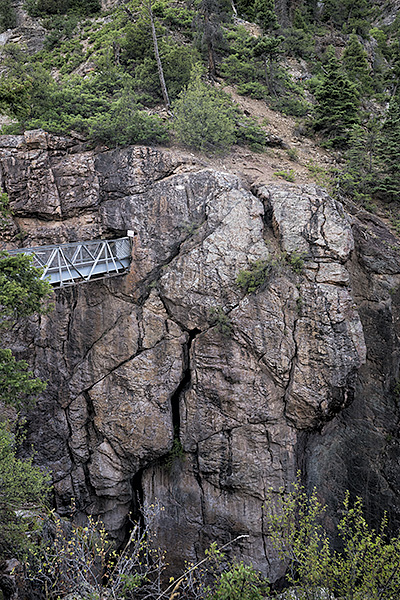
[1, 131, 400, 577]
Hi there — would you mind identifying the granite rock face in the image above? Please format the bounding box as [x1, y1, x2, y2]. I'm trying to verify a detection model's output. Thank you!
[1, 131, 399, 577]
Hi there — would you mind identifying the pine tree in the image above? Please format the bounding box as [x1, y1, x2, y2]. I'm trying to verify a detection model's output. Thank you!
[343, 32, 373, 95]
[338, 121, 378, 202]
[194, 0, 231, 78]
[320, 0, 373, 36]
[252, 35, 284, 95]
[0, 0, 16, 32]
[313, 45, 360, 147]
[254, 0, 277, 31]
[374, 94, 400, 203]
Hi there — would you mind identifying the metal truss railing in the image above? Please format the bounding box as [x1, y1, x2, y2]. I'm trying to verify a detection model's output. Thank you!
[7, 237, 132, 287]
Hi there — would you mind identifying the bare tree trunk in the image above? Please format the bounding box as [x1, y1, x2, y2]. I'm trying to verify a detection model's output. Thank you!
[123, 2, 171, 110]
[204, 12, 216, 79]
[147, 0, 171, 110]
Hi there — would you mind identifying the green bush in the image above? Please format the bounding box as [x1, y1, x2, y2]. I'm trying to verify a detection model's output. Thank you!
[0, 422, 51, 559]
[208, 307, 232, 336]
[282, 27, 315, 59]
[87, 95, 169, 147]
[236, 260, 271, 293]
[236, 81, 267, 99]
[0, 45, 168, 147]
[274, 169, 296, 182]
[269, 94, 310, 117]
[235, 115, 267, 151]
[265, 479, 400, 600]
[210, 561, 268, 600]
[173, 65, 236, 153]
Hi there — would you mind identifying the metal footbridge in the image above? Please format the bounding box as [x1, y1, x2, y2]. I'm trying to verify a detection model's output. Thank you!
[6, 237, 132, 287]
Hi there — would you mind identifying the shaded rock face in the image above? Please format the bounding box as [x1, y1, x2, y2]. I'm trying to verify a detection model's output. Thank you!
[1, 131, 400, 577]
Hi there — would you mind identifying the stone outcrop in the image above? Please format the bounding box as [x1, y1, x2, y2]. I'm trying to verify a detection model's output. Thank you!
[1, 131, 400, 578]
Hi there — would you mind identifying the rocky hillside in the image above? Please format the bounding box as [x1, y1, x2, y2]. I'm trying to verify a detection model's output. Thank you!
[2, 130, 400, 578]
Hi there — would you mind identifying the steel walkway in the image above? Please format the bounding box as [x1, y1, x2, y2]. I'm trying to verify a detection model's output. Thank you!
[6, 237, 132, 287]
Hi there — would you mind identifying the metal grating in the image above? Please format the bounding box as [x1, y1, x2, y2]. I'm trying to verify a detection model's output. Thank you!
[6, 237, 132, 287]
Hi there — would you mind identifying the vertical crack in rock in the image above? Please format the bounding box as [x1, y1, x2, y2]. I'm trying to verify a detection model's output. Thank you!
[283, 305, 299, 425]
[170, 327, 201, 439]
[84, 390, 103, 447]
[130, 467, 145, 529]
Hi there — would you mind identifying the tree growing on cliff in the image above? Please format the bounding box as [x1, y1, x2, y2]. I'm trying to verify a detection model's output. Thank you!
[0, 248, 52, 560]
[343, 32, 373, 95]
[0, 422, 51, 559]
[313, 45, 360, 147]
[373, 93, 400, 203]
[193, 0, 232, 78]
[0, 0, 16, 33]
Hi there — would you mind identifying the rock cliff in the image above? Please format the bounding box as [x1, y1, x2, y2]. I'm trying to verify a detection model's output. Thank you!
[1, 131, 400, 577]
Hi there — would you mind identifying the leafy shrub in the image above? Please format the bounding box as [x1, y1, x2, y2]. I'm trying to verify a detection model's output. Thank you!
[26, 503, 166, 599]
[282, 27, 315, 59]
[0, 251, 53, 321]
[42, 15, 79, 50]
[87, 94, 169, 147]
[265, 479, 400, 600]
[0, 421, 51, 559]
[210, 561, 268, 600]
[274, 169, 296, 182]
[164, 436, 185, 470]
[236, 81, 267, 99]
[173, 65, 236, 153]
[236, 260, 272, 293]
[235, 116, 267, 151]
[159, 43, 201, 100]
[286, 250, 305, 274]
[221, 26, 260, 86]
[0, 46, 168, 147]
[208, 307, 232, 336]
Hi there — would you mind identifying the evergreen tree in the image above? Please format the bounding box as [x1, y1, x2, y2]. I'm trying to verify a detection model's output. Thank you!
[343, 32, 373, 95]
[0, 0, 16, 32]
[254, 0, 277, 32]
[313, 45, 360, 147]
[374, 94, 400, 203]
[320, 0, 373, 36]
[338, 121, 378, 202]
[252, 35, 284, 95]
[194, 0, 231, 78]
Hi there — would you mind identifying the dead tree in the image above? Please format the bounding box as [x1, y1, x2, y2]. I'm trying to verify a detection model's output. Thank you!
[123, 2, 171, 110]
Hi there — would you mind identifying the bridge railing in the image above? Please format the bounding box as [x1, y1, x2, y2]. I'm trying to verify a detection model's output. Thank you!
[6, 237, 132, 286]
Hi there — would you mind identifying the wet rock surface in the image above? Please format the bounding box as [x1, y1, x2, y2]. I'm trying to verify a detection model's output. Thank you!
[1, 133, 400, 577]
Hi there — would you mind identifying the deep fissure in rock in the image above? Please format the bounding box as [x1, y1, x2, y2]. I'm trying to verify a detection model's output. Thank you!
[130, 467, 145, 529]
[170, 327, 201, 438]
